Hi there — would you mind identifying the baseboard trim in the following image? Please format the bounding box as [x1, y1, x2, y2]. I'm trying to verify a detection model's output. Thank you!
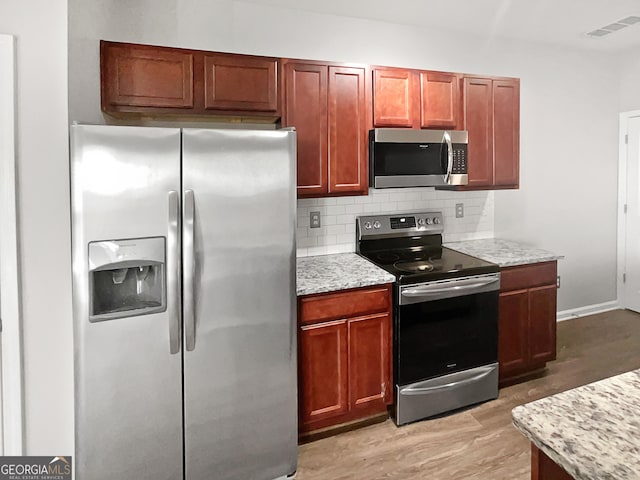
[556, 301, 621, 322]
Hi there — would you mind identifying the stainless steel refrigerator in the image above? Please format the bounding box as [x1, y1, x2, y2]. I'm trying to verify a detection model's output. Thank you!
[70, 125, 297, 480]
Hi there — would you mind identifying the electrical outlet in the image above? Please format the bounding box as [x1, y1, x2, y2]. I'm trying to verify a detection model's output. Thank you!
[557, 276, 561, 288]
[310, 211, 321, 228]
[455, 203, 464, 218]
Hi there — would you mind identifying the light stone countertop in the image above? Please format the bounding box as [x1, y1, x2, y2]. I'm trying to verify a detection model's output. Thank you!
[297, 253, 395, 296]
[512, 369, 640, 480]
[444, 238, 563, 267]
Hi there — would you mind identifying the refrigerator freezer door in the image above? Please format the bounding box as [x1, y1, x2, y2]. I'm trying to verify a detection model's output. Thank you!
[182, 129, 297, 480]
[71, 125, 183, 480]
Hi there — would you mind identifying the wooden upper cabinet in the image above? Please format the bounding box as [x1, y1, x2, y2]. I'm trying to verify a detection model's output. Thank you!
[373, 68, 462, 130]
[420, 72, 460, 129]
[284, 63, 328, 196]
[463, 77, 494, 188]
[101, 42, 194, 110]
[493, 79, 520, 188]
[328, 66, 368, 195]
[283, 61, 369, 198]
[458, 75, 520, 191]
[373, 68, 415, 127]
[100, 41, 280, 119]
[203, 54, 278, 112]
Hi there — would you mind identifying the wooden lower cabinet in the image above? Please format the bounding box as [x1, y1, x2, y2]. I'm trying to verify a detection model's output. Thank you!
[348, 313, 392, 410]
[498, 262, 558, 385]
[531, 444, 573, 480]
[298, 285, 392, 435]
[300, 320, 349, 425]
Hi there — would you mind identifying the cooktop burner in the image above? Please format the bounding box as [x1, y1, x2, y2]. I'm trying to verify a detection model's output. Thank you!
[356, 211, 499, 284]
[393, 260, 435, 273]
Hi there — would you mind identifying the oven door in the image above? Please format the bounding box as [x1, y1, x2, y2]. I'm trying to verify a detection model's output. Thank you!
[396, 274, 499, 386]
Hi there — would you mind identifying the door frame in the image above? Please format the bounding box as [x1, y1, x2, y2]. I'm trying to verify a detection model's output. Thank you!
[0, 34, 24, 455]
[617, 110, 640, 309]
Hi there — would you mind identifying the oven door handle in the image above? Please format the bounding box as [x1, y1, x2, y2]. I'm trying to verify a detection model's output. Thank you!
[401, 276, 499, 298]
[401, 365, 495, 395]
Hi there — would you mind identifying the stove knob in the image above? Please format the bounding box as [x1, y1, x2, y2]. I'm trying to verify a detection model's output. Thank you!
[373, 221, 381, 229]
[433, 217, 441, 224]
[364, 221, 372, 230]
[417, 218, 426, 226]
[426, 218, 433, 225]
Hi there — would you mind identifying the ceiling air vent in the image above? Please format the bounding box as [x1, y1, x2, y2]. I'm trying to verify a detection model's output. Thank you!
[586, 15, 640, 38]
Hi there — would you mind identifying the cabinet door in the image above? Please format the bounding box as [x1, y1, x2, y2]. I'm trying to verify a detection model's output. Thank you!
[284, 63, 328, 196]
[328, 66, 368, 195]
[348, 313, 392, 410]
[493, 79, 520, 187]
[498, 290, 529, 380]
[373, 68, 415, 127]
[463, 77, 494, 188]
[420, 72, 460, 129]
[529, 285, 558, 364]
[101, 42, 194, 110]
[299, 320, 349, 427]
[203, 54, 278, 112]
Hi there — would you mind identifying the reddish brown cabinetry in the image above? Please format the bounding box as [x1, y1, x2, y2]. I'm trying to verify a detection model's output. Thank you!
[298, 284, 392, 436]
[101, 41, 280, 118]
[420, 71, 460, 129]
[373, 68, 461, 129]
[463, 76, 520, 189]
[372, 68, 415, 127]
[498, 261, 557, 385]
[283, 62, 368, 197]
[203, 54, 278, 112]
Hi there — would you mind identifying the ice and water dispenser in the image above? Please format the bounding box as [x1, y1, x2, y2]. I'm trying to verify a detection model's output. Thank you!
[88, 237, 166, 322]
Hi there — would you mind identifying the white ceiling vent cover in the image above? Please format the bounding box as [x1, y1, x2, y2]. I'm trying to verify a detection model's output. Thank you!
[587, 15, 640, 38]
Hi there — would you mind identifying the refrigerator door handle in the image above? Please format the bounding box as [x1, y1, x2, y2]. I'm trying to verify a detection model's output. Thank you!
[184, 189, 196, 351]
[167, 191, 181, 354]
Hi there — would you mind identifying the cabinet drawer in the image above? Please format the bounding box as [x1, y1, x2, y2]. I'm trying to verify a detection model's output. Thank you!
[299, 285, 391, 325]
[500, 261, 557, 292]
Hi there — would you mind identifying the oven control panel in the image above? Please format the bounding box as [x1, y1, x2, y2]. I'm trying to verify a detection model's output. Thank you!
[357, 212, 444, 239]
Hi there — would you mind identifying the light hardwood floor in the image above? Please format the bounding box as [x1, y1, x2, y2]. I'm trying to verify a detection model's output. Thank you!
[296, 309, 640, 480]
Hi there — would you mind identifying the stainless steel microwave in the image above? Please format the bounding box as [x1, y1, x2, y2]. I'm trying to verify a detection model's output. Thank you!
[369, 128, 468, 188]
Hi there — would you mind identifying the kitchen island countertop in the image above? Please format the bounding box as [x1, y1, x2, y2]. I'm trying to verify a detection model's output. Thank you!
[512, 369, 640, 479]
[297, 253, 395, 296]
[444, 238, 562, 267]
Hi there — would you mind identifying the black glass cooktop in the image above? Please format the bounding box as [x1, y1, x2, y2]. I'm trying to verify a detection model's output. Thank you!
[359, 245, 499, 285]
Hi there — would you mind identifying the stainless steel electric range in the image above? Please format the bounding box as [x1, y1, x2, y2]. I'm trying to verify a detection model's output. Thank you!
[356, 211, 500, 426]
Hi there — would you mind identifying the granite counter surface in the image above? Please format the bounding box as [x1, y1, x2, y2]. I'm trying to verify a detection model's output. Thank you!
[512, 369, 640, 480]
[297, 253, 396, 296]
[444, 238, 562, 267]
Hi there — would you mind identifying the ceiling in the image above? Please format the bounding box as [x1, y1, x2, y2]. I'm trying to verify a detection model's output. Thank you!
[241, 0, 640, 52]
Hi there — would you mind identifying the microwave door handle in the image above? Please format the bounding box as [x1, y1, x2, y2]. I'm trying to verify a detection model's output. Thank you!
[443, 130, 453, 183]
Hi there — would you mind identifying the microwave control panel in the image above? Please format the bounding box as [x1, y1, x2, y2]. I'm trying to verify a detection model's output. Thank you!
[451, 145, 468, 175]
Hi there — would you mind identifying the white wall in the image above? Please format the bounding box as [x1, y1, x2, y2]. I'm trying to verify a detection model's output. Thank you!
[0, 0, 73, 455]
[494, 50, 619, 311]
[618, 46, 640, 111]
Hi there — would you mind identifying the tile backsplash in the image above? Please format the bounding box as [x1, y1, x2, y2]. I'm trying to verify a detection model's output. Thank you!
[296, 188, 494, 257]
